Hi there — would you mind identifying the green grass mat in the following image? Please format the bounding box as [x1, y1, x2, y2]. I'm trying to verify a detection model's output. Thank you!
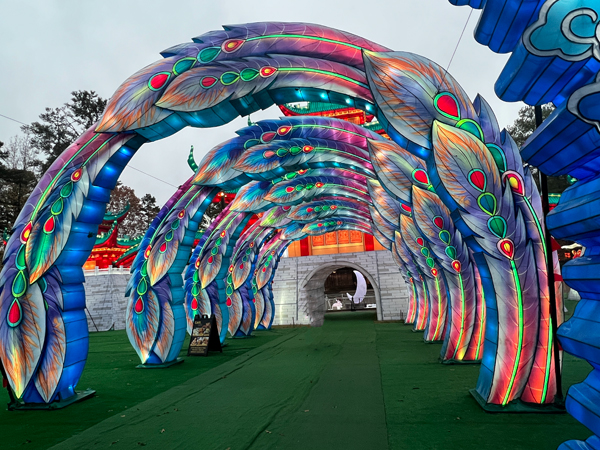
[0, 328, 292, 449]
[1, 310, 593, 449]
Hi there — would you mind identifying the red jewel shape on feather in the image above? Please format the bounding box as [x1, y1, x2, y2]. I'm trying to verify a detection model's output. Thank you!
[433, 217, 444, 229]
[452, 260, 461, 272]
[8, 299, 22, 326]
[260, 66, 277, 77]
[134, 297, 144, 314]
[20, 222, 32, 243]
[43, 216, 55, 233]
[201, 76, 217, 88]
[470, 170, 486, 191]
[277, 126, 292, 135]
[222, 39, 245, 53]
[71, 168, 82, 182]
[191, 298, 198, 310]
[413, 169, 429, 185]
[498, 238, 515, 259]
[435, 93, 460, 120]
[149, 73, 169, 90]
[416, 237, 424, 246]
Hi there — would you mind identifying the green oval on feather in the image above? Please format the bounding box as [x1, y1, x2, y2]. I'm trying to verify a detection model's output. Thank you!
[171, 219, 180, 230]
[220, 71, 240, 85]
[216, 238, 222, 246]
[426, 258, 435, 268]
[193, 271, 199, 283]
[457, 119, 484, 141]
[439, 230, 451, 245]
[191, 284, 200, 296]
[488, 216, 507, 238]
[276, 148, 288, 157]
[173, 57, 196, 75]
[51, 198, 64, 215]
[211, 247, 218, 255]
[15, 245, 26, 270]
[445, 246, 457, 259]
[226, 285, 233, 295]
[478, 193, 497, 216]
[165, 230, 174, 242]
[240, 68, 259, 81]
[227, 274, 232, 284]
[12, 270, 27, 297]
[141, 261, 148, 277]
[136, 278, 148, 295]
[486, 144, 507, 173]
[198, 46, 221, 63]
[420, 248, 430, 258]
[60, 181, 74, 198]
[290, 146, 302, 155]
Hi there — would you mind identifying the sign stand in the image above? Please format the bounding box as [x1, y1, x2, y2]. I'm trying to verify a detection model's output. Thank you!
[188, 314, 223, 356]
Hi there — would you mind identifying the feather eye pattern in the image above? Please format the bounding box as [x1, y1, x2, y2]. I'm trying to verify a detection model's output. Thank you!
[98, 21, 390, 133]
[197, 211, 248, 289]
[231, 225, 273, 289]
[147, 185, 215, 285]
[412, 185, 480, 362]
[235, 137, 375, 179]
[433, 121, 541, 405]
[0, 275, 46, 400]
[192, 116, 383, 188]
[287, 198, 370, 223]
[363, 51, 476, 154]
[157, 54, 373, 113]
[264, 174, 371, 207]
[394, 231, 428, 331]
[302, 219, 372, 236]
[400, 215, 448, 342]
[25, 167, 90, 284]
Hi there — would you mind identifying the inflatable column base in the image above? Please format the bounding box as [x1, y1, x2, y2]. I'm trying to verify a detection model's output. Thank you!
[8, 388, 96, 411]
[136, 358, 185, 369]
[470, 389, 566, 414]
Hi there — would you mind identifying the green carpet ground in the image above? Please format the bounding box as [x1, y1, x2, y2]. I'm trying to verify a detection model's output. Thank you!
[1, 306, 592, 449]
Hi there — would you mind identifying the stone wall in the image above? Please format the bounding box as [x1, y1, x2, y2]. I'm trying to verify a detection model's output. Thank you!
[271, 250, 409, 326]
[82, 250, 409, 332]
[83, 269, 130, 332]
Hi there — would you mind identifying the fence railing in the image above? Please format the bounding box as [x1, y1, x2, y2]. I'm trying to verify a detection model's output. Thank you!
[83, 266, 130, 277]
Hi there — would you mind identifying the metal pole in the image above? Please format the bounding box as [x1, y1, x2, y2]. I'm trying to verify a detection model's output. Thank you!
[534, 105, 563, 401]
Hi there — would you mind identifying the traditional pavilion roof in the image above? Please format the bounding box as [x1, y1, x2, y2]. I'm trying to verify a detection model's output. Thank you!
[103, 203, 130, 224]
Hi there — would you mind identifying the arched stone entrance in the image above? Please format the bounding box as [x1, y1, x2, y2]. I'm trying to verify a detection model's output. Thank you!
[270, 250, 408, 326]
[300, 261, 382, 326]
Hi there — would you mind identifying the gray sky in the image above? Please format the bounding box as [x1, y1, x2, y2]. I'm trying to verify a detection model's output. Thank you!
[0, 0, 523, 206]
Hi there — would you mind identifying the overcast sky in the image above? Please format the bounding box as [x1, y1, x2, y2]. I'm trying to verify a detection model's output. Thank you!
[0, 0, 524, 206]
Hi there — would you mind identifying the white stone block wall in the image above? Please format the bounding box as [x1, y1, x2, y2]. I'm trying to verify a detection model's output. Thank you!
[82, 250, 409, 332]
[271, 250, 409, 326]
[83, 271, 131, 332]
